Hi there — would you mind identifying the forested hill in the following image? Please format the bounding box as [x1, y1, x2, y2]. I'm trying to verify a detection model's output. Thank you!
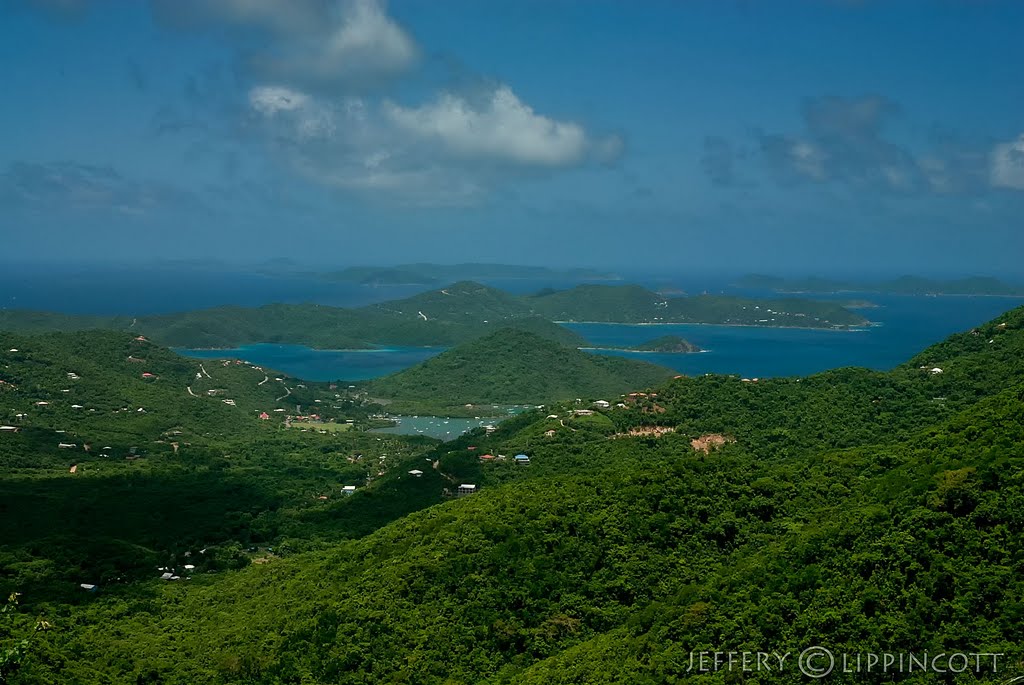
[363, 328, 676, 412]
[372, 281, 869, 327]
[0, 304, 585, 350]
[4, 306, 1023, 683]
[739, 273, 1024, 296]
[0, 281, 866, 350]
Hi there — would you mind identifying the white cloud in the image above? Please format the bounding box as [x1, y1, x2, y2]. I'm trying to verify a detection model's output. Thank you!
[248, 86, 336, 140]
[248, 85, 312, 115]
[249, 0, 418, 90]
[990, 134, 1024, 190]
[789, 141, 828, 181]
[384, 86, 599, 167]
[152, 0, 417, 90]
[245, 81, 620, 205]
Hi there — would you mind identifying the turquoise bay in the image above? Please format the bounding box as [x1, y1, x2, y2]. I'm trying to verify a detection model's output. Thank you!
[176, 343, 444, 382]
[176, 295, 1021, 382]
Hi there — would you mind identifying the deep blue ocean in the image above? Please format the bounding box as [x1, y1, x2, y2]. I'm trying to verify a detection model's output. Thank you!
[2, 264, 1020, 382]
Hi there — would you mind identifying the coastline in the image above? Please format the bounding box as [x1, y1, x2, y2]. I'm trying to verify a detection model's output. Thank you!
[556, 320, 872, 332]
[579, 347, 710, 354]
[175, 344, 446, 353]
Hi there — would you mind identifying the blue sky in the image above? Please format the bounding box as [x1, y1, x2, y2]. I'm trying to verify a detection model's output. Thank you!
[1, 0, 1022, 276]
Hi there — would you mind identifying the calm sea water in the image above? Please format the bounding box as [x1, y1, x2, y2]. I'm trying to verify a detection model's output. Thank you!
[4, 264, 1019, 380]
[371, 416, 493, 439]
[0, 264, 425, 314]
[176, 294, 1021, 381]
[572, 294, 1022, 377]
[177, 344, 444, 382]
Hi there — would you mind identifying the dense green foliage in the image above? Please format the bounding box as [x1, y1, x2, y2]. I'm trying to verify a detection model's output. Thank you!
[0, 332, 447, 605]
[363, 329, 676, 413]
[1, 306, 1023, 683]
[739, 273, 1024, 296]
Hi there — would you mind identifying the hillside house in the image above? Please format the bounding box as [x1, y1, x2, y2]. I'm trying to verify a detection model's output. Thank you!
[341, 485, 357, 496]
[456, 484, 477, 497]
[593, 400, 611, 409]
[478, 453, 496, 462]
[514, 454, 531, 465]
[408, 469, 424, 477]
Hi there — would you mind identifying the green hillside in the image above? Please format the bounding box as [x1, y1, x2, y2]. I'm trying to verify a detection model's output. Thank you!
[364, 328, 676, 412]
[4, 308, 1024, 684]
[364, 280, 533, 324]
[0, 331, 448, 607]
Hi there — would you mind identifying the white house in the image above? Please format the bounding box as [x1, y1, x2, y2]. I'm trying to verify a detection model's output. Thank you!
[456, 484, 477, 497]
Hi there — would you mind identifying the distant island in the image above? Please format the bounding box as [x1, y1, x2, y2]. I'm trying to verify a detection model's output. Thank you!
[0, 281, 868, 351]
[738, 274, 1024, 297]
[629, 335, 703, 353]
[323, 263, 622, 286]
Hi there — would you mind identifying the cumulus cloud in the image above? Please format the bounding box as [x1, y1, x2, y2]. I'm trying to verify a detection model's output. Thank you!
[151, 0, 417, 91]
[733, 95, 1003, 196]
[755, 95, 921, 190]
[251, 0, 418, 90]
[384, 86, 619, 167]
[243, 82, 619, 205]
[30, 1, 621, 206]
[243, 86, 479, 206]
[990, 134, 1024, 190]
[0, 161, 199, 214]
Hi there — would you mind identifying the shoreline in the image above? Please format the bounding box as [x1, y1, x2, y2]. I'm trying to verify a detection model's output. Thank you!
[771, 290, 1024, 299]
[556, 320, 872, 332]
[580, 347, 710, 354]
[175, 344, 446, 353]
